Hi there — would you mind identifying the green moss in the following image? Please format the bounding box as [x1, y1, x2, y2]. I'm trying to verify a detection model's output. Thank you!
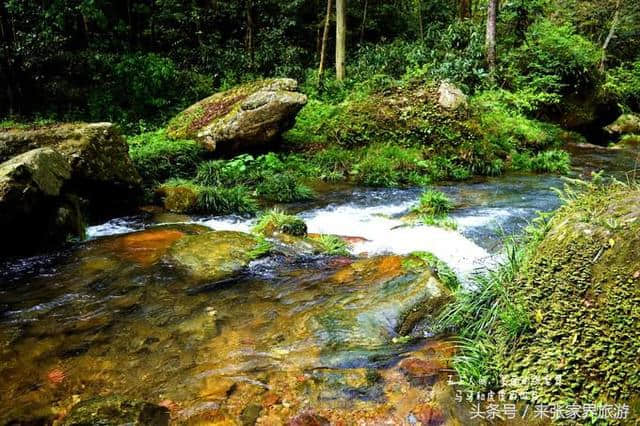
[440, 182, 640, 416]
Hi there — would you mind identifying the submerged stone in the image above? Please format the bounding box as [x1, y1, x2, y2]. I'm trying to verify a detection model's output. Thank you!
[167, 230, 267, 281]
[61, 396, 169, 425]
[166, 78, 307, 154]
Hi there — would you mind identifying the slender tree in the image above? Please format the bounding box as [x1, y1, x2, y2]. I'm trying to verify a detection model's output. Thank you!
[319, 0, 333, 80]
[336, 0, 346, 81]
[486, 0, 498, 75]
[600, 0, 621, 71]
[416, 0, 424, 40]
[359, 0, 368, 44]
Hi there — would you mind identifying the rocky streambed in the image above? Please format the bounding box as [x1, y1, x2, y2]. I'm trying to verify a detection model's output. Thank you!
[0, 142, 638, 424]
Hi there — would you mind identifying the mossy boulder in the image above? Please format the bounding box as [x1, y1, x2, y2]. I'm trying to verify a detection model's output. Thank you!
[604, 113, 640, 136]
[0, 122, 141, 196]
[497, 185, 640, 410]
[156, 182, 199, 213]
[0, 148, 84, 254]
[0, 123, 144, 255]
[167, 230, 269, 281]
[166, 78, 307, 154]
[61, 396, 169, 425]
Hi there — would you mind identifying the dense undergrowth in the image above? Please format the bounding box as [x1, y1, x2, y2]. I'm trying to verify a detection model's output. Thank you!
[437, 176, 640, 421]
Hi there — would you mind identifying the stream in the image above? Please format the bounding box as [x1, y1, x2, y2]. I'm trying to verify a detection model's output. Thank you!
[0, 143, 637, 424]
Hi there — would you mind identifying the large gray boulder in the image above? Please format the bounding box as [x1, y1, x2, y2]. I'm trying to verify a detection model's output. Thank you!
[166, 78, 307, 153]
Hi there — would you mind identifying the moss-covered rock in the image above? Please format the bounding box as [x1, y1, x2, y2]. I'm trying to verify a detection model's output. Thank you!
[498, 185, 640, 413]
[166, 78, 307, 154]
[61, 396, 170, 425]
[167, 230, 269, 281]
[0, 148, 85, 255]
[156, 182, 200, 213]
[0, 122, 141, 195]
[605, 113, 640, 136]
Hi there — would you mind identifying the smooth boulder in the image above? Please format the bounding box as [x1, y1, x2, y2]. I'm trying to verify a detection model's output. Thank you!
[166, 78, 307, 153]
[437, 81, 468, 110]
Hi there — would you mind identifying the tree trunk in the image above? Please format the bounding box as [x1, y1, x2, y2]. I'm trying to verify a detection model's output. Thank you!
[600, 0, 621, 71]
[485, 0, 498, 75]
[246, 0, 255, 68]
[335, 0, 346, 81]
[319, 0, 333, 80]
[416, 0, 423, 40]
[359, 0, 367, 44]
[459, 0, 472, 19]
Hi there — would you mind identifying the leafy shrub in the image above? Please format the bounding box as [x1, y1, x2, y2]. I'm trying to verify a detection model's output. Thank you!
[603, 61, 640, 112]
[197, 186, 257, 215]
[505, 20, 601, 105]
[256, 173, 314, 203]
[511, 150, 571, 174]
[128, 130, 205, 184]
[415, 190, 453, 216]
[253, 209, 307, 237]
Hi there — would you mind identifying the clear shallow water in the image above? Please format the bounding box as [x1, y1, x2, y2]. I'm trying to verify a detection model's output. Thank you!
[1, 143, 637, 424]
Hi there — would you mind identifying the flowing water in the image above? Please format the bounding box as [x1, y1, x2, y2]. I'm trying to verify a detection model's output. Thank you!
[0, 143, 637, 424]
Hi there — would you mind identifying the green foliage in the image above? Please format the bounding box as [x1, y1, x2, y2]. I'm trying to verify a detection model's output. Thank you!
[436, 237, 538, 390]
[410, 251, 460, 291]
[603, 61, 640, 112]
[413, 190, 457, 230]
[511, 150, 571, 174]
[128, 130, 205, 184]
[505, 19, 602, 106]
[472, 90, 562, 151]
[196, 186, 257, 215]
[159, 179, 257, 215]
[256, 174, 314, 203]
[283, 100, 339, 146]
[311, 235, 350, 256]
[247, 236, 273, 260]
[253, 209, 307, 237]
[414, 190, 453, 216]
[88, 53, 213, 131]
